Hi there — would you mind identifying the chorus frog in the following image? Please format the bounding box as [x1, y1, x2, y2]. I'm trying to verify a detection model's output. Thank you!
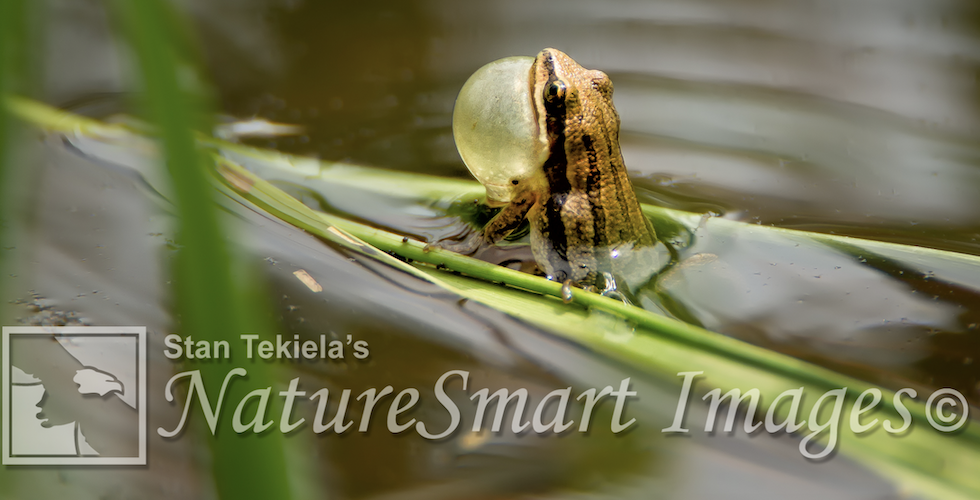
[447, 48, 658, 295]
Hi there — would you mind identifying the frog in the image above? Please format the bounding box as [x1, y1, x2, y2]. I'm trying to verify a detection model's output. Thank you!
[444, 48, 658, 296]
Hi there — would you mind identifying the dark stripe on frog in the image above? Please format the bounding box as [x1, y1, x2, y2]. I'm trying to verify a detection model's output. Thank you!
[590, 104, 633, 243]
[541, 53, 570, 262]
[581, 133, 605, 248]
[605, 124, 633, 242]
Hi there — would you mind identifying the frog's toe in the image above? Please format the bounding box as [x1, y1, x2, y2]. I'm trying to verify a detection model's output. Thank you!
[561, 279, 575, 303]
[433, 233, 484, 255]
[600, 272, 618, 294]
[596, 272, 635, 305]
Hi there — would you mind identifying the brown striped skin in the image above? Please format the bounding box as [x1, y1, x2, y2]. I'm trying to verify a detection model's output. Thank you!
[461, 48, 656, 288]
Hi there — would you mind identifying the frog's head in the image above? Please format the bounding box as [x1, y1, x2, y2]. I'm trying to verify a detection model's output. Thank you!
[452, 56, 548, 205]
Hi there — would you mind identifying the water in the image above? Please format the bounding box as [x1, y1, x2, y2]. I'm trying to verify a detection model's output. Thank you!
[6, 0, 980, 498]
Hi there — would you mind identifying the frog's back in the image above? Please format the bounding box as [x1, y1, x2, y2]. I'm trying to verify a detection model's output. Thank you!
[530, 48, 656, 287]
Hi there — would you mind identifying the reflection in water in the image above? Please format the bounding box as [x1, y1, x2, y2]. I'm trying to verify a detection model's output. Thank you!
[651, 220, 980, 406]
[45, 1, 980, 245]
[213, 1, 980, 255]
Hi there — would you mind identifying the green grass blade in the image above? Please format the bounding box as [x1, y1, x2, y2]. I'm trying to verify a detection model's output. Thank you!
[105, 2, 292, 499]
[0, 0, 15, 494]
[209, 142, 980, 500]
[212, 154, 980, 500]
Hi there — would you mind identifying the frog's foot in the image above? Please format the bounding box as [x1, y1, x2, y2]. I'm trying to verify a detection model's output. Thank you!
[431, 231, 485, 256]
[598, 272, 634, 306]
[559, 275, 633, 305]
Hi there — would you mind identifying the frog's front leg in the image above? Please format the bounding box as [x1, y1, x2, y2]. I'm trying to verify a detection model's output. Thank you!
[437, 192, 538, 255]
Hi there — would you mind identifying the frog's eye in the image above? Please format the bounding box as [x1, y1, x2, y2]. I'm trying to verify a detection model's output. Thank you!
[544, 80, 567, 106]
